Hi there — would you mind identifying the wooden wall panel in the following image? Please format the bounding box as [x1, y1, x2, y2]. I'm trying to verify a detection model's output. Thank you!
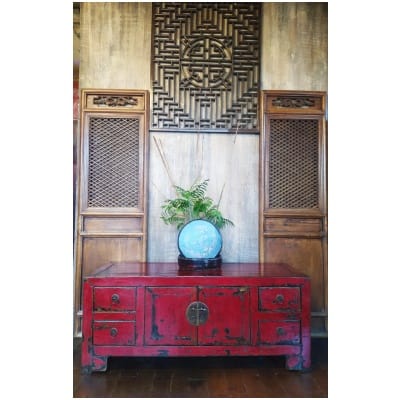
[263, 238, 325, 313]
[79, 2, 152, 90]
[78, 2, 327, 264]
[78, 2, 328, 92]
[76, 3, 328, 336]
[261, 3, 328, 90]
[74, 89, 149, 335]
[82, 237, 144, 276]
[259, 90, 327, 337]
[83, 217, 143, 233]
[148, 132, 259, 262]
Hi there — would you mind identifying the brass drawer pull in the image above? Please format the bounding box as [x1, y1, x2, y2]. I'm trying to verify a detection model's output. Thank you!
[274, 294, 284, 304]
[111, 294, 120, 304]
[110, 327, 118, 337]
[276, 327, 285, 336]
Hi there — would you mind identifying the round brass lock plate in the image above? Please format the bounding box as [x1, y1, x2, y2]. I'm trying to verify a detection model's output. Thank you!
[186, 301, 209, 326]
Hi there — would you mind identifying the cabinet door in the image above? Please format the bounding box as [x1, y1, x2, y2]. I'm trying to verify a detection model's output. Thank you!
[144, 287, 197, 346]
[198, 286, 250, 345]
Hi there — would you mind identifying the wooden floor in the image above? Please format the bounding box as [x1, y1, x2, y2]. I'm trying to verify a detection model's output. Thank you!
[73, 338, 328, 398]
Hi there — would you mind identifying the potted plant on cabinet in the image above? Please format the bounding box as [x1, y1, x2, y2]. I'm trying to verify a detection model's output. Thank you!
[161, 179, 234, 268]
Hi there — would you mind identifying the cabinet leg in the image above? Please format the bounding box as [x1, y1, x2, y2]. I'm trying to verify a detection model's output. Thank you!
[285, 353, 311, 372]
[92, 355, 109, 372]
[286, 355, 302, 370]
[81, 339, 92, 374]
[81, 338, 108, 373]
[81, 355, 108, 374]
[81, 365, 93, 375]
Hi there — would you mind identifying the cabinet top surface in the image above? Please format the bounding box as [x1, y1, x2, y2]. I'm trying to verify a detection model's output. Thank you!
[86, 262, 309, 279]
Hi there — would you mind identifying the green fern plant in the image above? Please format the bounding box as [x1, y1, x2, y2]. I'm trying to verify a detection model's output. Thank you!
[161, 179, 234, 230]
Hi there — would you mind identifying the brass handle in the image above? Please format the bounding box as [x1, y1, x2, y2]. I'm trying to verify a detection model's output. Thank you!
[274, 294, 284, 304]
[276, 327, 285, 336]
[111, 294, 120, 304]
[110, 327, 118, 337]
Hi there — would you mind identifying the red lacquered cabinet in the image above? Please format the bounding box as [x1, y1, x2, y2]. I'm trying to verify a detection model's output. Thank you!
[81, 262, 311, 373]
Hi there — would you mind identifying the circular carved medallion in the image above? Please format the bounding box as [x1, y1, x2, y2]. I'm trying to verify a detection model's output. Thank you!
[181, 37, 232, 88]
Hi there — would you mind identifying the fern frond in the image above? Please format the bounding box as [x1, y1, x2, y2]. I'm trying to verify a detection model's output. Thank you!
[160, 178, 233, 230]
[190, 179, 209, 199]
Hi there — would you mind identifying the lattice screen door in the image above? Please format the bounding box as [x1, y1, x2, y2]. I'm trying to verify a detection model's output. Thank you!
[259, 90, 327, 337]
[74, 89, 149, 335]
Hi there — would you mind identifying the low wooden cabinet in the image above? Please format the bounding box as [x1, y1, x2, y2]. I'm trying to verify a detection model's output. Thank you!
[81, 262, 311, 373]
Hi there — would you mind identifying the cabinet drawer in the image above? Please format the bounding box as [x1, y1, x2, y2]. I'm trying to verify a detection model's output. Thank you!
[93, 321, 135, 346]
[258, 320, 300, 345]
[93, 287, 136, 311]
[259, 287, 300, 311]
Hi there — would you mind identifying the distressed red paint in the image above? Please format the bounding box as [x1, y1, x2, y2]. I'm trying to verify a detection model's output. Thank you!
[81, 262, 311, 373]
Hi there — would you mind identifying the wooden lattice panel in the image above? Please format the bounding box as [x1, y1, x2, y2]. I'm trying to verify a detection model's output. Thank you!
[152, 2, 260, 131]
[87, 117, 140, 208]
[268, 119, 319, 209]
[259, 90, 327, 338]
[75, 89, 149, 337]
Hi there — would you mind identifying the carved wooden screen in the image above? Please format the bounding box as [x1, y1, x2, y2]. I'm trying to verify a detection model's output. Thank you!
[260, 90, 327, 337]
[268, 118, 320, 209]
[87, 117, 141, 208]
[74, 89, 149, 335]
[152, 2, 260, 132]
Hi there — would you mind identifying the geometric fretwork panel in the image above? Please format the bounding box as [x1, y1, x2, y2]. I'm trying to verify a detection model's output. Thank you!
[88, 117, 140, 208]
[268, 119, 319, 209]
[152, 2, 260, 131]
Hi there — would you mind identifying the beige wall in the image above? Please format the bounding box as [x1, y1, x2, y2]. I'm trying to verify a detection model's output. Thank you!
[79, 2, 152, 89]
[148, 132, 259, 262]
[261, 2, 328, 90]
[78, 2, 328, 262]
